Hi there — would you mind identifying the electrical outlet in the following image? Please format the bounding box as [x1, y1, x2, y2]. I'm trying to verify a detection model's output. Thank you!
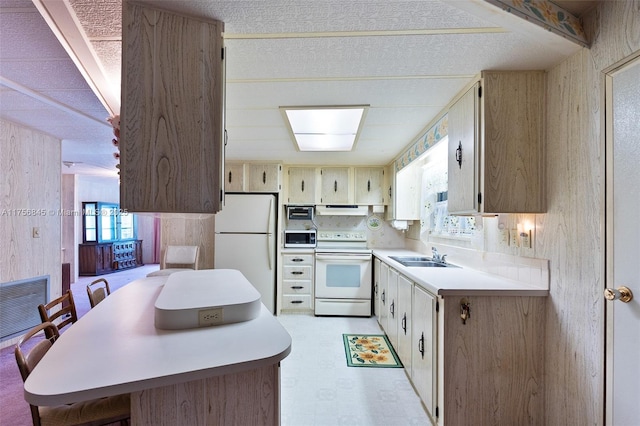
[510, 229, 519, 247]
[198, 308, 223, 327]
[32, 227, 40, 238]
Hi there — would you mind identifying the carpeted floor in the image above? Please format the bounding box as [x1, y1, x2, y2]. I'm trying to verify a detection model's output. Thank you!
[0, 264, 158, 426]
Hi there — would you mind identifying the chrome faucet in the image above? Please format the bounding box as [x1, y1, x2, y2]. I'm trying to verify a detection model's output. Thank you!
[432, 247, 447, 263]
[431, 247, 441, 262]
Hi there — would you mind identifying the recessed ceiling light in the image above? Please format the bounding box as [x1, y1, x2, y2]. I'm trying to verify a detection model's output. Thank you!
[280, 105, 369, 152]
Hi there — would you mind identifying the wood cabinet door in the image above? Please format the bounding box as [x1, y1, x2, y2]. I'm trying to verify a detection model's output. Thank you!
[373, 259, 381, 318]
[412, 286, 437, 419]
[287, 167, 317, 204]
[397, 274, 413, 375]
[121, 3, 224, 213]
[247, 164, 281, 192]
[224, 163, 244, 192]
[377, 262, 389, 328]
[447, 82, 480, 214]
[386, 268, 399, 348]
[354, 167, 384, 205]
[319, 167, 350, 204]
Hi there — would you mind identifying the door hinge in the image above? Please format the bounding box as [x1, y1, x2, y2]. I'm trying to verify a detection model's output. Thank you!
[436, 406, 439, 418]
[436, 301, 439, 312]
[221, 48, 225, 60]
[477, 193, 482, 204]
[478, 86, 482, 98]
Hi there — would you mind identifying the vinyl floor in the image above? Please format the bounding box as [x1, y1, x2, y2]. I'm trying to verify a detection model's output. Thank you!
[278, 313, 429, 426]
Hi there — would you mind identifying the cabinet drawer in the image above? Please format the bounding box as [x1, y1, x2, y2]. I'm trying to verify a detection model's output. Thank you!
[283, 254, 314, 266]
[282, 280, 311, 294]
[283, 265, 312, 279]
[282, 294, 312, 310]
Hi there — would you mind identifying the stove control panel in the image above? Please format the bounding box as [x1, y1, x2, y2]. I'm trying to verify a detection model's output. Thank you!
[317, 230, 367, 242]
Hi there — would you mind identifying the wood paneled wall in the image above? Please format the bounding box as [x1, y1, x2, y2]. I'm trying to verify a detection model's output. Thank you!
[160, 215, 215, 269]
[542, 2, 639, 424]
[0, 118, 61, 314]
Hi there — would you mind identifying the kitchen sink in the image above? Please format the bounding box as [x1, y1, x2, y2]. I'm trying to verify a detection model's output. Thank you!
[389, 256, 458, 268]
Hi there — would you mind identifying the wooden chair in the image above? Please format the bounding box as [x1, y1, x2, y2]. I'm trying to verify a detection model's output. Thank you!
[37, 290, 77, 336]
[87, 278, 111, 308]
[147, 245, 200, 277]
[15, 322, 130, 426]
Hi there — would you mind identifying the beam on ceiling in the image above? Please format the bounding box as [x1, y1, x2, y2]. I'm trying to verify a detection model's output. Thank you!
[31, 0, 120, 115]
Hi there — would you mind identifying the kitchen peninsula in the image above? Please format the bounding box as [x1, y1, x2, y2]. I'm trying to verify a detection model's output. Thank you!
[24, 271, 292, 425]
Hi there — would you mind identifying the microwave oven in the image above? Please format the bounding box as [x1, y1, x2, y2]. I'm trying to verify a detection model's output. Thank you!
[284, 229, 317, 248]
[287, 206, 314, 220]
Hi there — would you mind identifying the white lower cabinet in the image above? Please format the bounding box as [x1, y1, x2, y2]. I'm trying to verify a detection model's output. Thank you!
[412, 285, 438, 422]
[396, 274, 413, 378]
[281, 253, 313, 311]
[374, 257, 546, 425]
[386, 268, 399, 348]
[376, 261, 389, 329]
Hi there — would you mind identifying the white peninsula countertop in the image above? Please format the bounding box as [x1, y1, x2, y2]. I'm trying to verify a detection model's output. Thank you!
[24, 271, 292, 422]
[373, 249, 548, 297]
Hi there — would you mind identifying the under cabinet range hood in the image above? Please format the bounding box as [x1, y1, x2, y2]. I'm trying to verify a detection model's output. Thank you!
[315, 205, 368, 216]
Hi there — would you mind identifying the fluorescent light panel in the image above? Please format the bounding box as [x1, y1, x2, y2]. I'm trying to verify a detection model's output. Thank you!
[282, 106, 368, 151]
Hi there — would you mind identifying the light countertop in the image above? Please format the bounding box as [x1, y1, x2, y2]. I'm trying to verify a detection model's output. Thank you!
[373, 249, 549, 297]
[24, 274, 292, 406]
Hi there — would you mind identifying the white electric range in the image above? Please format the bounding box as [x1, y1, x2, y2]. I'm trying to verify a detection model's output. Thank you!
[314, 231, 373, 317]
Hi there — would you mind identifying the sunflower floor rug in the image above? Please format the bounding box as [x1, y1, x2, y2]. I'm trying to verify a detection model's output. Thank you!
[343, 334, 403, 368]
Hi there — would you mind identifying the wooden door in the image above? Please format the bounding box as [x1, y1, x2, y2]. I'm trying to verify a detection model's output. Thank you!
[225, 162, 244, 192]
[412, 286, 437, 419]
[377, 262, 389, 328]
[447, 82, 479, 214]
[386, 268, 399, 348]
[605, 54, 640, 425]
[319, 167, 350, 204]
[396, 274, 413, 375]
[354, 167, 384, 205]
[287, 167, 317, 204]
[247, 164, 281, 192]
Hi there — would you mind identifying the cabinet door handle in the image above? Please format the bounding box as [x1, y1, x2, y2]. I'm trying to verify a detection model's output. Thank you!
[381, 290, 385, 304]
[301, 180, 305, 192]
[367, 179, 371, 192]
[334, 180, 337, 192]
[291, 286, 304, 289]
[291, 271, 304, 275]
[390, 301, 395, 318]
[401, 313, 407, 334]
[262, 171, 266, 184]
[291, 300, 303, 304]
[292, 258, 304, 262]
[228, 171, 232, 183]
[418, 332, 425, 359]
[455, 141, 463, 169]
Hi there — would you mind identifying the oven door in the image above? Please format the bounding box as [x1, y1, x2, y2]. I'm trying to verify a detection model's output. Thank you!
[315, 252, 372, 299]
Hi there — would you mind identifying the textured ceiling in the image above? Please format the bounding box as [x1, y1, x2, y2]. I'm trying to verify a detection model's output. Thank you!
[0, 0, 590, 176]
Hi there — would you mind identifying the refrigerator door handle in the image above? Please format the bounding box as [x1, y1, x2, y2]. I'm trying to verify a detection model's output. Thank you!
[267, 197, 273, 234]
[267, 233, 273, 270]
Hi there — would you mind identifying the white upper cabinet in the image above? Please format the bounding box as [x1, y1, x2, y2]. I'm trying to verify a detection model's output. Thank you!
[319, 167, 351, 204]
[447, 71, 546, 214]
[224, 162, 281, 193]
[354, 167, 385, 205]
[287, 167, 317, 204]
[246, 163, 281, 192]
[224, 162, 244, 192]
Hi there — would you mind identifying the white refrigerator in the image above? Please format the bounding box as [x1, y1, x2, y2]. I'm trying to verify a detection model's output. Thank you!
[214, 194, 277, 313]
